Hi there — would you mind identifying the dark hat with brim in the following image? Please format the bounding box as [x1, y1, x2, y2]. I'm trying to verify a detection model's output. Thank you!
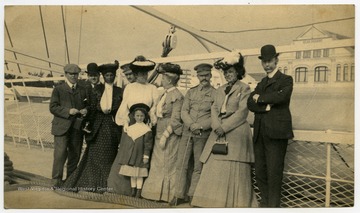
[129, 103, 150, 114]
[99, 60, 119, 75]
[85, 63, 100, 75]
[159, 63, 183, 75]
[194, 63, 212, 74]
[258, 44, 280, 61]
[130, 60, 156, 73]
[64, 64, 81, 74]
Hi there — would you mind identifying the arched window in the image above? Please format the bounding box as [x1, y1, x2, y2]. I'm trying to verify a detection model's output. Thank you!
[295, 67, 307, 82]
[314, 66, 328, 82]
[350, 64, 355, 81]
[336, 64, 341, 81]
[343, 64, 348, 81]
[283, 67, 288, 74]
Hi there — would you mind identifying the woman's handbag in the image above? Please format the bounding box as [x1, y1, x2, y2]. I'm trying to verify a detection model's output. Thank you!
[211, 135, 228, 155]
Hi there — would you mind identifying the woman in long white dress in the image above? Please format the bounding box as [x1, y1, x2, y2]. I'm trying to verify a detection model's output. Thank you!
[107, 56, 159, 195]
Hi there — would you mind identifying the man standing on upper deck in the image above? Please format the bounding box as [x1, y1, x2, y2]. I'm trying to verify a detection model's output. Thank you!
[247, 44, 294, 207]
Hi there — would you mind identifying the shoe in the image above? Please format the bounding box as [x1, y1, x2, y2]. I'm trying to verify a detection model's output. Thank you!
[169, 197, 185, 206]
[131, 187, 136, 197]
[51, 179, 63, 190]
[188, 196, 193, 205]
[135, 189, 142, 198]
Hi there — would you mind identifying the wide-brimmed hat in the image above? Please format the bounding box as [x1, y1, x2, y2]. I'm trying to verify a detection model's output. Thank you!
[64, 64, 81, 74]
[258, 44, 280, 61]
[98, 60, 119, 75]
[129, 57, 156, 73]
[85, 63, 99, 75]
[158, 63, 183, 75]
[129, 103, 150, 114]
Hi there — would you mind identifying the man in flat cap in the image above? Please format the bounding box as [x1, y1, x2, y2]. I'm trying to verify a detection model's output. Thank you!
[170, 63, 216, 206]
[49, 64, 89, 187]
[247, 44, 294, 207]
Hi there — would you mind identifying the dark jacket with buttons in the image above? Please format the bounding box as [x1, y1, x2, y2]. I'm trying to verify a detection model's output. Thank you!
[247, 71, 294, 142]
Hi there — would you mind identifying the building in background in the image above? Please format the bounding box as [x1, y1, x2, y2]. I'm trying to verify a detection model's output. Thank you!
[277, 26, 354, 86]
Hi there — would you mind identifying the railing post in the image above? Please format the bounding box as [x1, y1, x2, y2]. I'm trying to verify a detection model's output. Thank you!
[325, 142, 332, 207]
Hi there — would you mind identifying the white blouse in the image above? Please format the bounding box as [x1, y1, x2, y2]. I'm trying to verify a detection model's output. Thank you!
[115, 82, 159, 126]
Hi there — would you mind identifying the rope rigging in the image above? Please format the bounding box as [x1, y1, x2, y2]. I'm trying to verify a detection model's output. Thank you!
[200, 17, 355, 34]
[39, 6, 52, 76]
[61, 6, 71, 64]
[77, 6, 84, 65]
[5, 21, 22, 73]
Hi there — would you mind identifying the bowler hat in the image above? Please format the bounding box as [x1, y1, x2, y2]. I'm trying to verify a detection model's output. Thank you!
[98, 60, 119, 75]
[85, 63, 99, 75]
[129, 103, 150, 114]
[64, 64, 81, 74]
[194, 63, 213, 73]
[258, 44, 279, 61]
[159, 63, 183, 75]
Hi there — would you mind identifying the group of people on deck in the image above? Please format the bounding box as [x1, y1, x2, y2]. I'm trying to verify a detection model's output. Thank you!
[49, 44, 294, 208]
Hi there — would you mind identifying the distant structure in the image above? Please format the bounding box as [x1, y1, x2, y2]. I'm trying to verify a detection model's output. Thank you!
[277, 26, 354, 86]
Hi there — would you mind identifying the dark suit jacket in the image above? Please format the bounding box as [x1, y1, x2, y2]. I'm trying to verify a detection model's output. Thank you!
[86, 84, 122, 142]
[49, 82, 88, 136]
[247, 71, 294, 141]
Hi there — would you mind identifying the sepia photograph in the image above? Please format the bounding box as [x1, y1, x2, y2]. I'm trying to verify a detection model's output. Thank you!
[1, 0, 357, 212]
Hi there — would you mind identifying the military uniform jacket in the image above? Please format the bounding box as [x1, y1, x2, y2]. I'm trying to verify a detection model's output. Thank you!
[181, 85, 215, 138]
[49, 82, 88, 136]
[247, 71, 294, 142]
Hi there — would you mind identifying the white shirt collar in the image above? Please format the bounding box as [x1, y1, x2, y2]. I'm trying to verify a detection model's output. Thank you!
[267, 67, 279, 79]
[65, 78, 76, 89]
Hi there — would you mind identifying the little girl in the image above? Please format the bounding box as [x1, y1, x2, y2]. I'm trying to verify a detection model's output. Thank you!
[118, 103, 153, 198]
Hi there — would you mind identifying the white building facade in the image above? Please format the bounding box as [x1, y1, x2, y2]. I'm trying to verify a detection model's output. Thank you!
[277, 26, 354, 86]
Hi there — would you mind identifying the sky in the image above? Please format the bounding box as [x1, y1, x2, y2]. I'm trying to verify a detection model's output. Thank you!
[2, 3, 355, 76]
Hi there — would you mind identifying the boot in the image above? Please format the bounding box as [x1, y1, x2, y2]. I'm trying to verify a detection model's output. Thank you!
[131, 187, 136, 197]
[135, 189, 142, 198]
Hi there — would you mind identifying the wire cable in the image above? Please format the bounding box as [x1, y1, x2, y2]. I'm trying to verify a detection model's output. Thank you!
[61, 6, 70, 64]
[39, 6, 53, 76]
[201, 17, 355, 34]
[4, 21, 22, 73]
[77, 6, 84, 64]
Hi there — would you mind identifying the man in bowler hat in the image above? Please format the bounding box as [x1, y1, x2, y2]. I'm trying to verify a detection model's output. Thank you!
[83, 62, 101, 133]
[49, 64, 89, 187]
[170, 63, 216, 206]
[247, 44, 294, 207]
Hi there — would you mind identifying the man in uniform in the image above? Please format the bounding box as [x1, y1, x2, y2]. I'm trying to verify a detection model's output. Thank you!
[170, 63, 216, 206]
[247, 44, 294, 207]
[49, 64, 89, 187]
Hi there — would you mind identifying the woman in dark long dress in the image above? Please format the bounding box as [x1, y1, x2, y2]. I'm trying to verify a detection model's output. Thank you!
[61, 61, 122, 193]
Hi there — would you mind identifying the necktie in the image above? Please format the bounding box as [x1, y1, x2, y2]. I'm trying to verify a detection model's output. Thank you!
[71, 84, 75, 92]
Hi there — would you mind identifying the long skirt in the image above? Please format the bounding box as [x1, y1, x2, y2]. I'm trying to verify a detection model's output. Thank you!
[62, 115, 120, 193]
[141, 117, 180, 202]
[191, 154, 258, 208]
